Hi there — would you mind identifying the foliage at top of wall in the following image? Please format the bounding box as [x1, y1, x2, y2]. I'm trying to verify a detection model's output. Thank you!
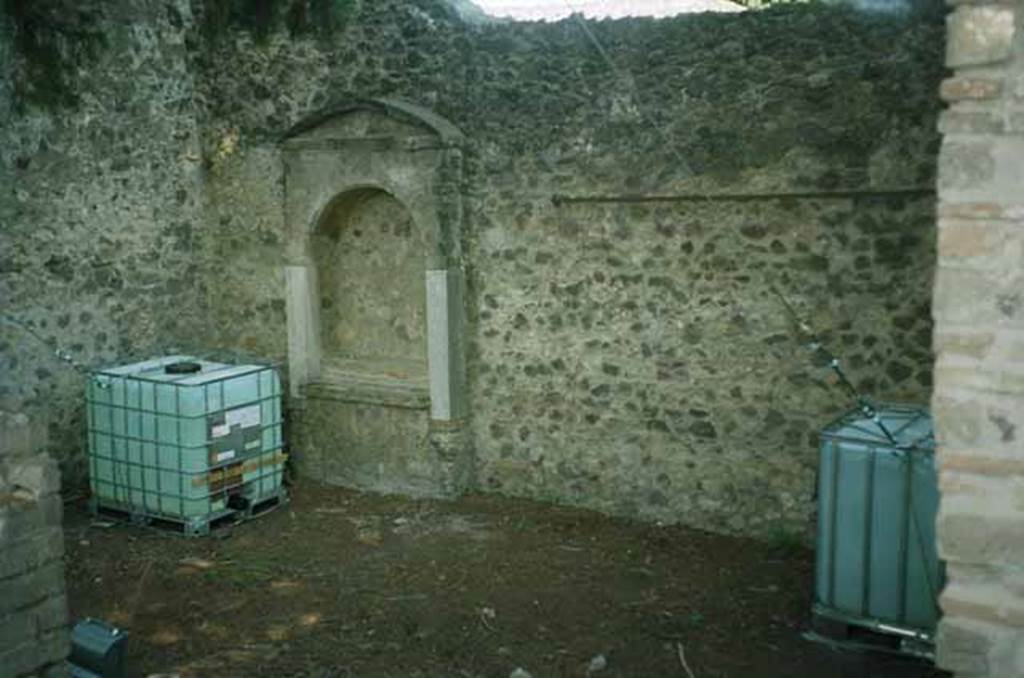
[200, 0, 360, 42]
[732, 0, 812, 7]
[3, 0, 105, 111]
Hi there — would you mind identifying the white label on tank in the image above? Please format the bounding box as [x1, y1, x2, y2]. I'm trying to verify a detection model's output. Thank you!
[226, 404, 261, 429]
[211, 424, 230, 438]
[216, 450, 236, 462]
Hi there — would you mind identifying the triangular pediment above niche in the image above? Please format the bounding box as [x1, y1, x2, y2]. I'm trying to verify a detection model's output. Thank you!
[304, 109, 425, 140]
[282, 98, 464, 144]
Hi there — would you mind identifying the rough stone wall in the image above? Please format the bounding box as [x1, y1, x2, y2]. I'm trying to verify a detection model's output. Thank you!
[0, 0, 947, 537]
[0, 1, 206, 486]
[0, 412, 69, 677]
[474, 197, 935, 534]
[933, 2, 1024, 675]
[196, 2, 943, 537]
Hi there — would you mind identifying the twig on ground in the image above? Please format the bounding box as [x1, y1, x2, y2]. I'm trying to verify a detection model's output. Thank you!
[126, 558, 155, 626]
[383, 593, 428, 602]
[676, 641, 695, 678]
[479, 606, 496, 631]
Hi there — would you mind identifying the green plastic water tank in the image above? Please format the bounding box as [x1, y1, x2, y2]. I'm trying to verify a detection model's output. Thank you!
[814, 404, 943, 648]
[87, 356, 284, 532]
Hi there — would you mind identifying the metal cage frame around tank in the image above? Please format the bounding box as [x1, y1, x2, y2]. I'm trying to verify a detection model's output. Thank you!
[813, 403, 944, 651]
[85, 355, 286, 535]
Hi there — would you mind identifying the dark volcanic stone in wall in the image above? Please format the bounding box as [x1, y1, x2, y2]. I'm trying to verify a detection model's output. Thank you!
[193, 1, 942, 538]
[470, 197, 935, 535]
[197, 2, 944, 189]
[2, 0, 944, 538]
[0, 0, 206, 484]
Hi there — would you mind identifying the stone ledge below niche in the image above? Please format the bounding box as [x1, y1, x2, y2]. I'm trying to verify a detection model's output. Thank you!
[302, 356, 429, 410]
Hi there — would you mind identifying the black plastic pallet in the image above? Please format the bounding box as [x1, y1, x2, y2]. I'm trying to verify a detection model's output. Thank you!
[236, 488, 289, 522]
[89, 488, 289, 537]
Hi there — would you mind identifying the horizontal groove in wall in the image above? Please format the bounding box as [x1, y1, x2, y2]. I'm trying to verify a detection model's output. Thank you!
[552, 188, 936, 205]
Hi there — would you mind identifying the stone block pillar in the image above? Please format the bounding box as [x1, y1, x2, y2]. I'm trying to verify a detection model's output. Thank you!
[933, 2, 1024, 675]
[426, 267, 467, 423]
[285, 263, 322, 400]
[0, 412, 70, 677]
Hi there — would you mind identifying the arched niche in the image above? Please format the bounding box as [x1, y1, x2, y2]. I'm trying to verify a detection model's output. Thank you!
[313, 187, 428, 367]
[282, 98, 467, 424]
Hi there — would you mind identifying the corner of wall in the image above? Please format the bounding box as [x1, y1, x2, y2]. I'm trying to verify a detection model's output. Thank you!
[934, 1, 1024, 675]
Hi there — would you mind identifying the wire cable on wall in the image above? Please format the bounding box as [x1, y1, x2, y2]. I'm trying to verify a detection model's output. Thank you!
[561, 0, 696, 176]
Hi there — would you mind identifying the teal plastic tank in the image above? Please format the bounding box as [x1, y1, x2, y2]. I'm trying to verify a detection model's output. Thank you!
[87, 356, 284, 533]
[815, 405, 942, 650]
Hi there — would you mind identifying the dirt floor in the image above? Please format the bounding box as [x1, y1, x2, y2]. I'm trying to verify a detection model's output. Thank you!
[64, 481, 949, 678]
